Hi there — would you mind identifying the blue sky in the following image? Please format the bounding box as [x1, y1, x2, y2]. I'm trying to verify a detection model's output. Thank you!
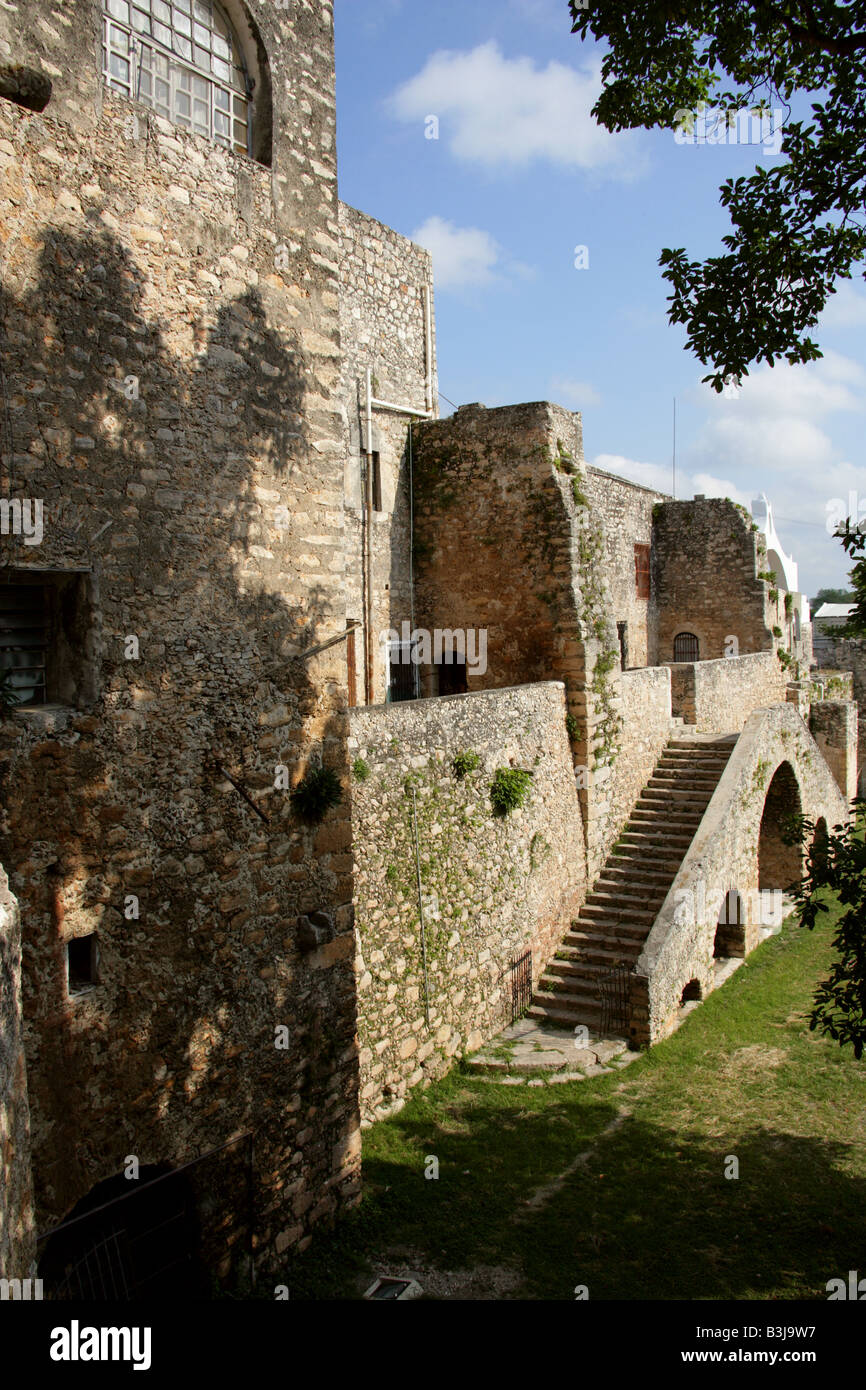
[334, 0, 866, 597]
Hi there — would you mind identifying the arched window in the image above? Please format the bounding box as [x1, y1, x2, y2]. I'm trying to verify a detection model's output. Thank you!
[102, 0, 251, 157]
[673, 631, 699, 662]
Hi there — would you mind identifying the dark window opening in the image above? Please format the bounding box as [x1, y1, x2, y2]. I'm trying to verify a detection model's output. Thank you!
[0, 570, 98, 708]
[0, 64, 52, 112]
[673, 631, 699, 663]
[617, 621, 628, 671]
[714, 889, 744, 958]
[680, 978, 702, 1004]
[634, 543, 650, 599]
[68, 934, 99, 995]
[387, 641, 418, 703]
[436, 659, 467, 696]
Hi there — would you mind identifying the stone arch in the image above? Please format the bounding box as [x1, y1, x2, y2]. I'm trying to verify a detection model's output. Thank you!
[37, 1162, 204, 1299]
[714, 888, 744, 958]
[809, 815, 829, 879]
[758, 761, 803, 892]
[680, 978, 702, 1003]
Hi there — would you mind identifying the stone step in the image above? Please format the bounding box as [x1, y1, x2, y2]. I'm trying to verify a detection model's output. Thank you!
[618, 830, 695, 850]
[528, 994, 604, 1027]
[564, 917, 649, 942]
[579, 901, 657, 925]
[584, 887, 667, 911]
[546, 945, 640, 971]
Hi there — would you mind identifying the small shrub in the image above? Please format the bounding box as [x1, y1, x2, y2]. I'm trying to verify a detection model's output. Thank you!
[572, 477, 589, 507]
[291, 766, 343, 823]
[772, 625, 783, 638]
[565, 713, 581, 741]
[451, 750, 480, 780]
[352, 757, 370, 782]
[490, 767, 533, 816]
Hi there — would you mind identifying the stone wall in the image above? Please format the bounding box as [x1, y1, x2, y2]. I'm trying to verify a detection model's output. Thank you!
[348, 682, 585, 1123]
[809, 700, 858, 802]
[412, 401, 625, 879]
[584, 466, 665, 670]
[814, 638, 866, 795]
[0, 0, 360, 1276]
[652, 499, 776, 664]
[601, 665, 673, 862]
[0, 868, 34, 1281]
[338, 202, 436, 705]
[633, 704, 849, 1044]
[666, 651, 787, 733]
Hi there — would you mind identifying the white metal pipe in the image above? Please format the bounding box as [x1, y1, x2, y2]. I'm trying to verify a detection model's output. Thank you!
[423, 283, 433, 413]
[370, 397, 432, 419]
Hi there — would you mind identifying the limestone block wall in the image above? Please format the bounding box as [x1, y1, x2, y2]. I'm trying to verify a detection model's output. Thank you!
[338, 203, 436, 704]
[652, 499, 776, 664]
[348, 682, 586, 1123]
[666, 651, 787, 732]
[600, 665, 673, 861]
[809, 700, 858, 802]
[0, 6, 360, 1274]
[584, 466, 666, 670]
[814, 638, 866, 795]
[412, 401, 627, 880]
[633, 704, 848, 1044]
[0, 868, 34, 1281]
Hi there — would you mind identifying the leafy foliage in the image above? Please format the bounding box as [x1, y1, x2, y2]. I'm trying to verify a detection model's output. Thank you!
[489, 767, 533, 816]
[834, 521, 866, 637]
[291, 766, 343, 823]
[569, 0, 866, 389]
[788, 804, 866, 1057]
[352, 757, 371, 782]
[451, 750, 481, 780]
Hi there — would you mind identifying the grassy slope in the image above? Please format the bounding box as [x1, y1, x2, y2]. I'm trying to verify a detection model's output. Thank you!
[286, 905, 866, 1300]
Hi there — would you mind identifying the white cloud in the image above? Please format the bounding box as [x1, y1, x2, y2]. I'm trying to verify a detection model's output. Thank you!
[411, 215, 534, 290]
[410, 216, 499, 289]
[819, 279, 866, 328]
[388, 41, 642, 174]
[590, 452, 747, 503]
[551, 377, 602, 408]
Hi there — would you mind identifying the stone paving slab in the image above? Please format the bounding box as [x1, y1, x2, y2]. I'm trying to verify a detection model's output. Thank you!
[468, 1019, 635, 1081]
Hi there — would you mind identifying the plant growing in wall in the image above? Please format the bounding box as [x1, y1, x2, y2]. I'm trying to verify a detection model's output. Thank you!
[291, 766, 343, 823]
[490, 767, 533, 816]
[352, 758, 371, 782]
[451, 750, 480, 780]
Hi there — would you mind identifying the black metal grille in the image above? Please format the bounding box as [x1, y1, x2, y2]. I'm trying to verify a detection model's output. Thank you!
[673, 631, 699, 663]
[0, 582, 48, 705]
[37, 1133, 253, 1301]
[510, 950, 532, 1021]
[387, 643, 418, 703]
[599, 963, 632, 1037]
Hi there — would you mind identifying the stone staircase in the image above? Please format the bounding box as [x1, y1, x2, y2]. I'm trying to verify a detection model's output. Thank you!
[529, 736, 736, 1033]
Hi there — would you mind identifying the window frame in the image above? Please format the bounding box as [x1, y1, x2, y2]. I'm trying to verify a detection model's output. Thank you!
[634, 543, 650, 600]
[101, 0, 252, 158]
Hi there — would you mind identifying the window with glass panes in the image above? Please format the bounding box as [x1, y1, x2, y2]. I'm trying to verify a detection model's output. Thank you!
[102, 0, 251, 156]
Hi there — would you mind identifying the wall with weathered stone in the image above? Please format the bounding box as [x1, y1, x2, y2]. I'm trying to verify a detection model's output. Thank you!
[0, 0, 360, 1277]
[809, 700, 858, 802]
[666, 651, 787, 732]
[348, 681, 585, 1123]
[814, 638, 866, 795]
[338, 202, 435, 705]
[584, 466, 665, 670]
[601, 665, 673, 863]
[651, 499, 776, 664]
[412, 401, 625, 880]
[633, 705, 848, 1044]
[0, 868, 34, 1281]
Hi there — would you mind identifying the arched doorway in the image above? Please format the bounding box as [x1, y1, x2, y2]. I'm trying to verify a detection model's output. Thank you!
[38, 1164, 204, 1300]
[714, 889, 744, 958]
[758, 762, 803, 892]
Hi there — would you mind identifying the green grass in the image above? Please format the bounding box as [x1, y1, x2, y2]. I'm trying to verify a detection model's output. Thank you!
[284, 904, 866, 1300]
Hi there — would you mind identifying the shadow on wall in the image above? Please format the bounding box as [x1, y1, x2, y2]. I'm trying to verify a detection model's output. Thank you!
[0, 227, 356, 1279]
[758, 762, 803, 892]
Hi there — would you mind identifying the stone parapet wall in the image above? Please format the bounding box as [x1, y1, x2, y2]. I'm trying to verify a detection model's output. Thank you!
[633, 705, 848, 1045]
[809, 700, 859, 802]
[584, 467, 665, 670]
[349, 682, 585, 1123]
[666, 652, 787, 732]
[596, 665, 672, 869]
[813, 638, 866, 795]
